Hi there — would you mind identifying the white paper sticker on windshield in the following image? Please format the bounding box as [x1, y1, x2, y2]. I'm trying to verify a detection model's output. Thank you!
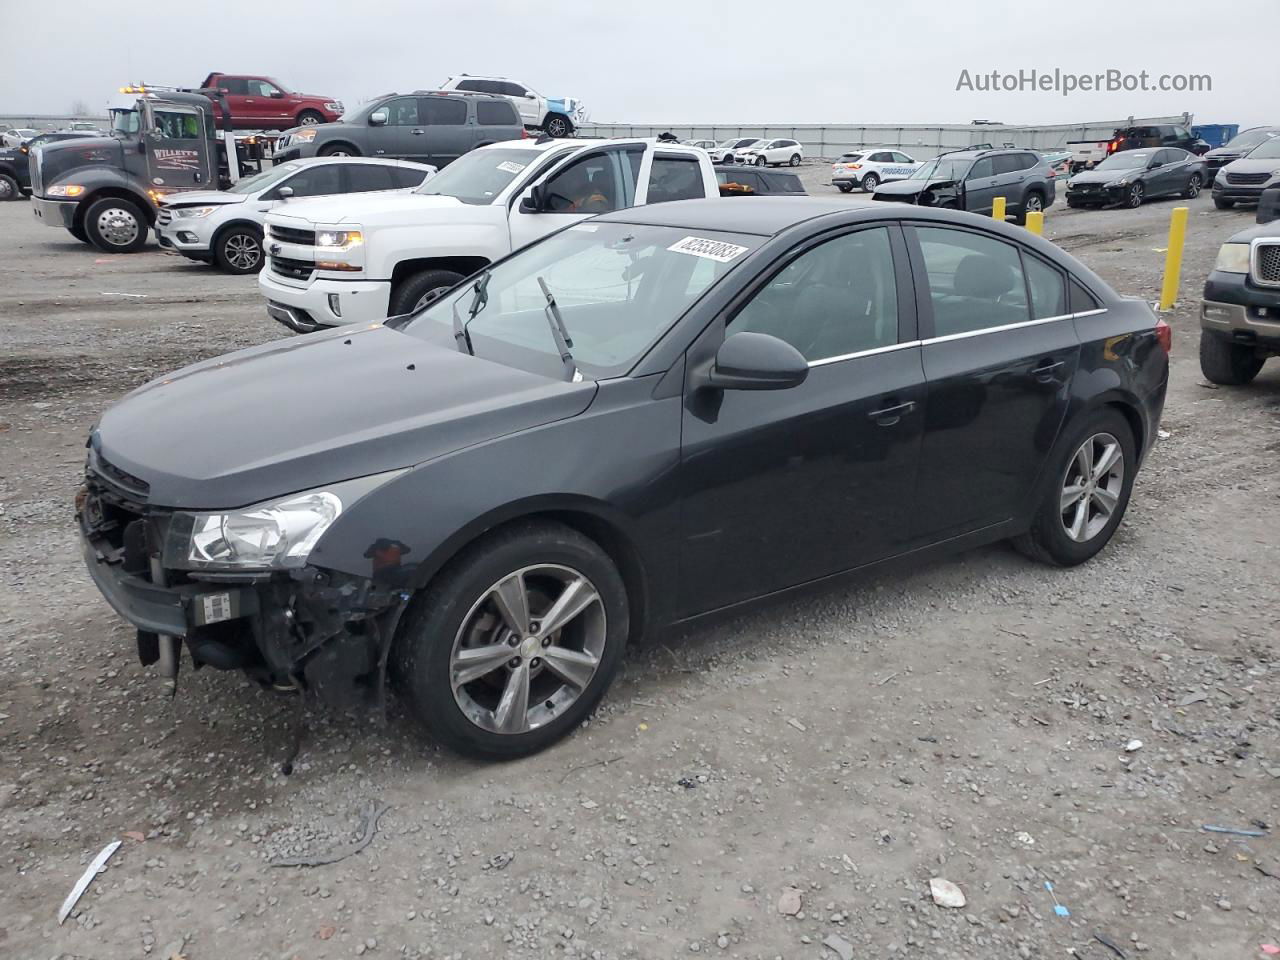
[496, 160, 527, 174]
[667, 236, 749, 263]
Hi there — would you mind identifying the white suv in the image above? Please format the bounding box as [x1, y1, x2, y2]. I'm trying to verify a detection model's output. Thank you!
[737, 139, 804, 167]
[830, 148, 920, 193]
[440, 75, 587, 138]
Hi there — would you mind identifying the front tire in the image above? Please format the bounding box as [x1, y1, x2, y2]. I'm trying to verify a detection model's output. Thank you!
[1014, 410, 1136, 567]
[861, 172, 879, 192]
[394, 520, 629, 759]
[213, 225, 265, 275]
[1199, 331, 1264, 385]
[544, 114, 572, 139]
[1125, 183, 1144, 209]
[388, 268, 466, 316]
[789, 154, 800, 167]
[84, 196, 148, 253]
[296, 110, 325, 126]
[754, 156, 766, 167]
[1213, 196, 1234, 210]
[68, 223, 92, 244]
[318, 143, 359, 157]
[0, 173, 20, 201]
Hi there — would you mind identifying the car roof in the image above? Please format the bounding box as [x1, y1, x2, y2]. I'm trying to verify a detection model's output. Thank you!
[594, 197, 855, 236]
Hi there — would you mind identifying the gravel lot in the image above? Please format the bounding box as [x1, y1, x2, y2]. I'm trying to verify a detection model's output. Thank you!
[1, 181, 1278, 960]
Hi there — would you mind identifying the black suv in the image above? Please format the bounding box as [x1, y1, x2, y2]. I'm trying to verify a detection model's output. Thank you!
[1109, 124, 1209, 157]
[273, 91, 524, 168]
[872, 149, 1055, 224]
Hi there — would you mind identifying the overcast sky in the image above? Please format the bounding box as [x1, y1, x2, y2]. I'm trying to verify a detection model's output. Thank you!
[1, 0, 1270, 129]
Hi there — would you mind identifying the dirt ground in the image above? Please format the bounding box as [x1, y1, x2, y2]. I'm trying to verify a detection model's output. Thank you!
[1, 176, 1278, 960]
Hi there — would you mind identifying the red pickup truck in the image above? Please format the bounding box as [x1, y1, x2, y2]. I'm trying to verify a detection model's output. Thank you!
[201, 72, 343, 130]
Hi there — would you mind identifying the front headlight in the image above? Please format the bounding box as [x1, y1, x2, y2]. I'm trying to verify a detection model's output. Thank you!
[175, 206, 217, 219]
[47, 184, 85, 198]
[163, 471, 404, 571]
[1213, 243, 1251, 274]
[325, 102, 343, 112]
[292, 127, 319, 143]
[1109, 178, 1129, 188]
[316, 230, 362, 249]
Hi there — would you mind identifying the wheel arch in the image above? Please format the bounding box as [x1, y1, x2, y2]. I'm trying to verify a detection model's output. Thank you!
[211, 217, 264, 245]
[318, 140, 362, 157]
[76, 187, 156, 228]
[408, 496, 652, 647]
[390, 255, 491, 290]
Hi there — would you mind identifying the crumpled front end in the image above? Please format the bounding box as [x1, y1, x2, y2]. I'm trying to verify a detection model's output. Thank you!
[76, 447, 409, 711]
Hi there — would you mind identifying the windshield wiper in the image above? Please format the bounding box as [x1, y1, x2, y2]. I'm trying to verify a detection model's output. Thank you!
[451, 270, 491, 356]
[536, 277, 580, 382]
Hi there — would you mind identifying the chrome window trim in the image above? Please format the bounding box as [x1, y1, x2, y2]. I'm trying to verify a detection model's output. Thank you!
[808, 340, 921, 368]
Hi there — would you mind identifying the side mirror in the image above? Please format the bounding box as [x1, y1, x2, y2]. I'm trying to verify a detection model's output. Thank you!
[278, 186, 293, 200]
[1257, 187, 1280, 224]
[369, 110, 387, 126]
[701, 332, 808, 391]
[520, 183, 547, 213]
[269, 91, 285, 99]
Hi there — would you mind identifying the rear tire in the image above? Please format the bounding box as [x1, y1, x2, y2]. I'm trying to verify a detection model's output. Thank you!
[388, 268, 466, 316]
[0, 173, 20, 201]
[860, 172, 879, 192]
[1199, 331, 1264, 385]
[1013, 190, 1044, 225]
[1014, 409, 1136, 567]
[1213, 196, 1234, 210]
[212, 224, 265, 275]
[84, 196, 148, 253]
[393, 520, 629, 759]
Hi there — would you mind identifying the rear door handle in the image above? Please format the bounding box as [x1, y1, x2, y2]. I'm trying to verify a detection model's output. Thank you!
[867, 400, 916, 425]
[411, 128, 425, 135]
[1032, 359, 1065, 381]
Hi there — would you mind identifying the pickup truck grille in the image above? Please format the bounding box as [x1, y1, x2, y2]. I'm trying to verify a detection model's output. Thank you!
[269, 255, 315, 282]
[268, 224, 316, 245]
[1226, 172, 1269, 186]
[1254, 243, 1280, 287]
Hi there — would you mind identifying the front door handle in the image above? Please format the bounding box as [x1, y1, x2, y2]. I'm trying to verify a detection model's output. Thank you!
[411, 128, 425, 135]
[1031, 359, 1065, 382]
[867, 400, 916, 425]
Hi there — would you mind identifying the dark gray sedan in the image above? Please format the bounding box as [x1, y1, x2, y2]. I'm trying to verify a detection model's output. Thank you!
[1066, 148, 1205, 209]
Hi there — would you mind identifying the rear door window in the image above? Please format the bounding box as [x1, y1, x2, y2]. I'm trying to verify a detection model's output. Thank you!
[345, 164, 397, 192]
[915, 227, 1031, 336]
[391, 165, 430, 187]
[1023, 254, 1066, 319]
[421, 97, 468, 125]
[647, 155, 706, 202]
[992, 154, 1022, 176]
[219, 77, 249, 95]
[477, 100, 519, 126]
[500, 81, 529, 98]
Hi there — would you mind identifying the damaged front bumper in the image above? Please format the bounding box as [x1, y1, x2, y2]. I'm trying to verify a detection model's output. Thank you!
[78, 469, 410, 710]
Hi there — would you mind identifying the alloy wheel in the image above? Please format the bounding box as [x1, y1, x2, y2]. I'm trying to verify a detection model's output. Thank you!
[1187, 176, 1201, 198]
[224, 234, 261, 271]
[450, 564, 607, 735]
[1128, 184, 1144, 208]
[1059, 432, 1124, 543]
[299, 115, 320, 125]
[546, 117, 568, 138]
[97, 207, 140, 247]
[1025, 194, 1043, 212]
[862, 174, 879, 192]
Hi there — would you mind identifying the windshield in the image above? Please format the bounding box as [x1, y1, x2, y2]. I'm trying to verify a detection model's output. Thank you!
[415, 147, 544, 205]
[226, 162, 301, 195]
[837, 153, 863, 162]
[1226, 129, 1278, 151]
[734, 139, 761, 149]
[910, 157, 971, 181]
[1095, 151, 1151, 170]
[110, 109, 140, 136]
[1246, 137, 1280, 160]
[401, 222, 758, 378]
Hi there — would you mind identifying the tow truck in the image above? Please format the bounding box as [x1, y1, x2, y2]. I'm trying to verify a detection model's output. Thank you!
[28, 83, 276, 253]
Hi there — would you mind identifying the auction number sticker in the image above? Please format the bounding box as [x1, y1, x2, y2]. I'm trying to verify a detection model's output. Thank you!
[496, 160, 527, 174]
[667, 236, 749, 263]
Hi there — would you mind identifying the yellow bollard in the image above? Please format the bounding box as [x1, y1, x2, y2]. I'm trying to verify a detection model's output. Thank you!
[1158, 206, 1189, 311]
[991, 196, 1007, 222]
[1025, 211, 1044, 236]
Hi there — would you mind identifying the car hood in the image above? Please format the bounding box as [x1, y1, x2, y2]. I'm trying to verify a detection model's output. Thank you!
[1221, 157, 1280, 176]
[1225, 221, 1280, 244]
[1069, 169, 1140, 186]
[93, 325, 596, 509]
[163, 190, 245, 208]
[873, 179, 937, 197]
[268, 191, 477, 226]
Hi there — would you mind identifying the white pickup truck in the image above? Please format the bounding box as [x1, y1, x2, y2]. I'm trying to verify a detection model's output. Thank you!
[258, 137, 719, 331]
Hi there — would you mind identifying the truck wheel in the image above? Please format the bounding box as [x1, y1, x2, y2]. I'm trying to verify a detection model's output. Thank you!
[543, 114, 572, 138]
[860, 172, 879, 192]
[393, 519, 629, 759]
[389, 268, 466, 316]
[0, 173, 19, 201]
[84, 196, 148, 253]
[319, 143, 359, 157]
[1213, 196, 1234, 210]
[68, 223, 92, 244]
[213, 225, 265, 275]
[296, 110, 325, 126]
[1014, 409, 1136, 567]
[1199, 331, 1264, 385]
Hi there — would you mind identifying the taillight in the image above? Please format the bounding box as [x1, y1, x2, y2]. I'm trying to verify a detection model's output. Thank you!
[1155, 318, 1172, 354]
[521, 127, 529, 139]
[1107, 140, 1119, 153]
